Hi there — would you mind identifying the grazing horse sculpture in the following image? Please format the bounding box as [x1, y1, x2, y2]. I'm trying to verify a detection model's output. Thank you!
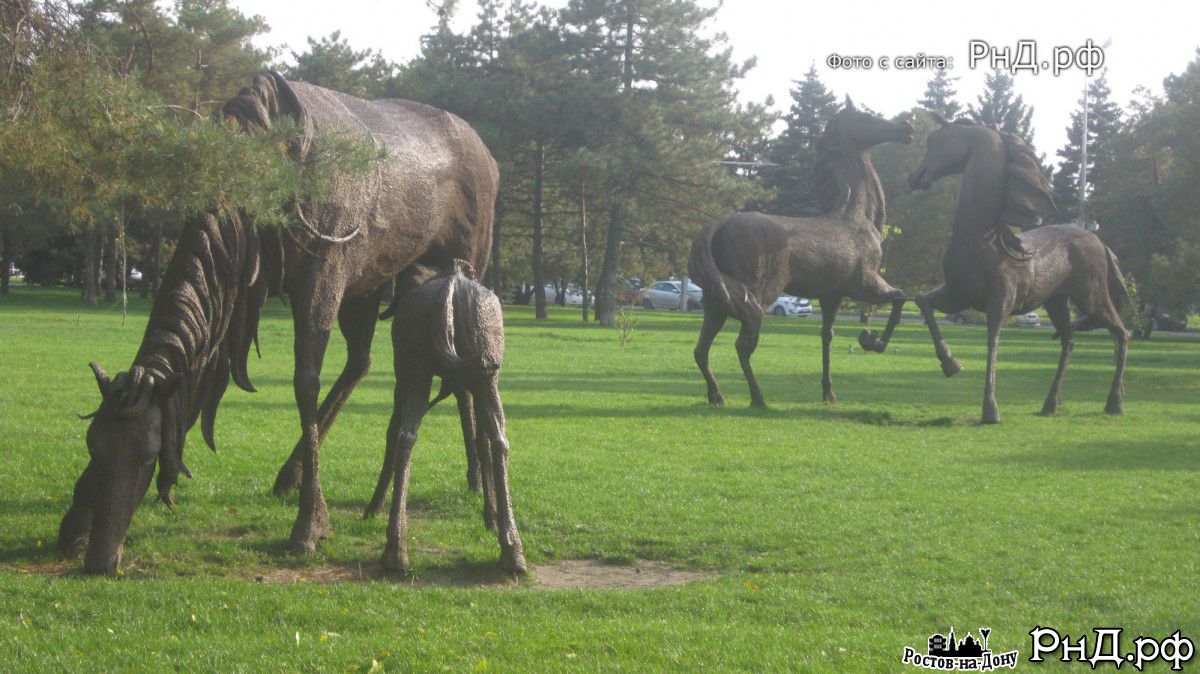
[57, 72, 500, 573]
[689, 98, 914, 406]
[906, 115, 1130, 423]
[363, 260, 524, 573]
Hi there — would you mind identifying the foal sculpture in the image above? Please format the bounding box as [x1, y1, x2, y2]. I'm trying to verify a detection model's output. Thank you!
[689, 98, 914, 406]
[364, 260, 524, 573]
[906, 115, 1130, 423]
[57, 73, 499, 573]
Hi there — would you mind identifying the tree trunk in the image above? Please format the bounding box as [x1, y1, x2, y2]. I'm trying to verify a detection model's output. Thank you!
[141, 221, 163, 299]
[102, 224, 118, 304]
[555, 278, 567, 306]
[678, 274, 689, 312]
[0, 226, 9, 295]
[580, 188, 590, 323]
[84, 228, 99, 307]
[595, 195, 624, 327]
[532, 141, 548, 320]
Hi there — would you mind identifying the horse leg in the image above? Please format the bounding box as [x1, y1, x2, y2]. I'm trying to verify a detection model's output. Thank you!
[288, 292, 339, 555]
[819, 297, 841, 403]
[1105, 314, 1129, 415]
[734, 307, 766, 408]
[274, 293, 381, 496]
[981, 294, 1014, 424]
[915, 285, 965, 377]
[1040, 295, 1073, 416]
[474, 393, 497, 531]
[381, 376, 431, 572]
[857, 297, 906, 353]
[363, 391, 401, 519]
[456, 390, 481, 491]
[476, 376, 526, 573]
[694, 301, 729, 406]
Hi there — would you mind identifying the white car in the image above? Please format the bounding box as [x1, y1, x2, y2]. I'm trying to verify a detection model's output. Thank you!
[542, 284, 589, 305]
[1016, 311, 1041, 326]
[129, 267, 143, 282]
[641, 280, 703, 310]
[767, 295, 812, 317]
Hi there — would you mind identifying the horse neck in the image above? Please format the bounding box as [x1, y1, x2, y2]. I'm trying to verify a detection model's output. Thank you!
[948, 133, 1007, 254]
[819, 145, 885, 231]
[131, 216, 246, 410]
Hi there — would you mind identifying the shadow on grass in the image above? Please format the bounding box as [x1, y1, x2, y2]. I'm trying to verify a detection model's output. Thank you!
[984, 435, 1200, 472]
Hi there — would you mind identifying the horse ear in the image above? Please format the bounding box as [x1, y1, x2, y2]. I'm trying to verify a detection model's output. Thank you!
[929, 111, 949, 127]
[451, 258, 477, 281]
[844, 95, 856, 111]
[89, 362, 111, 396]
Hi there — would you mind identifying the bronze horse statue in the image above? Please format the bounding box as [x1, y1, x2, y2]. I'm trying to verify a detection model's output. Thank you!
[689, 98, 914, 406]
[363, 260, 524, 573]
[57, 72, 501, 573]
[906, 115, 1130, 424]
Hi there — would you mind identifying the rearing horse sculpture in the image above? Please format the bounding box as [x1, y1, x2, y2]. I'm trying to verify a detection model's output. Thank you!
[57, 73, 502, 573]
[906, 115, 1130, 424]
[689, 98, 914, 406]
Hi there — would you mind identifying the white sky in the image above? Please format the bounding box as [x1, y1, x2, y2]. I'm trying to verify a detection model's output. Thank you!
[236, 0, 1200, 159]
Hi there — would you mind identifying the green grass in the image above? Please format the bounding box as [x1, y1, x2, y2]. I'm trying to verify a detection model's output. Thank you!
[1, 287, 1198, 672]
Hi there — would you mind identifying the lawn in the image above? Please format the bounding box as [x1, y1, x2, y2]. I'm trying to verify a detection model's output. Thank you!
[1, 288, 1197, 672]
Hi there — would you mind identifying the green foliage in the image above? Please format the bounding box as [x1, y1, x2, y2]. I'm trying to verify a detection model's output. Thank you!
[919, 69, 961, 120]
[1051, 72, 1122, 220]
[1092, 51, 1200, 316]
[969, 69, 1035, 144]
[760, 66, 839, 217]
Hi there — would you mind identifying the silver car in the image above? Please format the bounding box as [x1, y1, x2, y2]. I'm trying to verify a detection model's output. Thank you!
[767, 295, 812, 317]
[641, 280, 703, 310]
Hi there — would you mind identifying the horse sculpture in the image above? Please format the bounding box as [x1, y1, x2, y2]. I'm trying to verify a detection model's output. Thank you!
[363, 260, 524, 573]
[57, 72, 500, 573]
[906, 115, 1130, 424]
[689, 98, 914, 406]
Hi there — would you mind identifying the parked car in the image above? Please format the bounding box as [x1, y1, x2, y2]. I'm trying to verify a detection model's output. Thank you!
[767, 295, 812, 317]
[947, 310, 983, 325]
[640, 280, 703, 310]
[543, 284, 590, 306]
[1015, 311, 1041, 326]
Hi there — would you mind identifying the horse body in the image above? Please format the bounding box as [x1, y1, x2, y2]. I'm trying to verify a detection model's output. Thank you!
[908, 117, 1128, 423]
[689, 99, 914, 407]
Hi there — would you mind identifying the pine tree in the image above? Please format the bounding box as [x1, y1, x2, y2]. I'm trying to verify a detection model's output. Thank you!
[920, 69, 961, 119]
[763, 65, 838, 216]
[1051, 72, 1122, 220]
[969, 69, 1034, 143]
[285, 31, 395, 99]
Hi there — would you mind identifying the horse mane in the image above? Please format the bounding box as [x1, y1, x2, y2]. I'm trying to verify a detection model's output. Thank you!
[94, 209, 267, 507]
[814, 115, 886, 231]
[994, 128, 1059, 228]
[222, 71, 314, 159]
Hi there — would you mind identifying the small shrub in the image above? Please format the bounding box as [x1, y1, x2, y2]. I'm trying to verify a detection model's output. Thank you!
[616, 305, 637, 346]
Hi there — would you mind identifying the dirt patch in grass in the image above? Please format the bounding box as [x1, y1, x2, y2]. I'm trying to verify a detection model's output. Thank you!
[10, 558, 717, 589]
[533, 559, 716, 589]
[253, 559, 715, 589]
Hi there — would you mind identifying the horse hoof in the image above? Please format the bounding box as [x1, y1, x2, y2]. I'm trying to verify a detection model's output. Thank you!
[362, 501, 383, 520]
[708, 393, 726, 407]
[981, 410, 1000, 425]
[1105, 401, 1124, 415]
[500, 548, 527, 575]
[823, 392, 837, 404]
[381, 545, 408, 572]
[288, 537, 318, 556]
[749, 399, 767, 409]
[942, 358, 963, 378]
[1037, 404, 1057, 417]
[271, 466, 302, 497]
[857, 330, 884, 352]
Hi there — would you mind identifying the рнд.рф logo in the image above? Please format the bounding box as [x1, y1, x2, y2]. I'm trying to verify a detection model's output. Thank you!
[902, 626, 1020, 671]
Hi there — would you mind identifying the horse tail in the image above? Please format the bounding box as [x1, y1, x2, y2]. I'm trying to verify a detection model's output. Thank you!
[688, 214, 777, 323]
[1105, 247, 1130, 316]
